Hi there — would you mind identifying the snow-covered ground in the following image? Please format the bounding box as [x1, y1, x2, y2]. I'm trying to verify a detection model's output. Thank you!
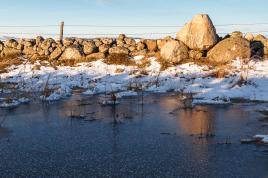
[1, 56, 268, 107]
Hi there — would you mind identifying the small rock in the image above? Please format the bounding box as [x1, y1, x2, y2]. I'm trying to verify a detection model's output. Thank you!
[41, 38, 55, 50]
[63, 38, 75, 47]
[94, 40, 103, 47]
[136, 42, 145, 50]
[245, 33, 254, 41]
[98, 44, 110, 53]
[35, 36, 44, 46]
[189, 50, 203, 60]
[50, 47, 62, 60]
[101, 38, 113, 45]
[145, 39, 158, 52]
[230, 31, 243, 38]
[23, 46, 36, 56]
[124, 38, 136, 46]
[118, 34, 126, 41]
[109, 46, 129, 55]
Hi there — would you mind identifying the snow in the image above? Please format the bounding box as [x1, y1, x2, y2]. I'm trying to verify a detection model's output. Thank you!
[263, 136, 268, 143]
[115, 91, 138, 98]
[1, 57, 268, 107]
[0, 97, 29, 108]
[254, 135, 268, 144]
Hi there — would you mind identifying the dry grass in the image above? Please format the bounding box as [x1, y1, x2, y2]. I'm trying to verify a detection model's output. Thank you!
[54, 56, 100, 67]
[214, 67, 230, 78]
[114, 68, 125, 73]
[104, 53, 136, 66]
[60, 59, 76, 66]
[157, 58, 173, 71]
[0, 54, 23, 73]
[32, 56, 49, 63]
[177, 57, 231, 68]
[136, 58, 151, 68]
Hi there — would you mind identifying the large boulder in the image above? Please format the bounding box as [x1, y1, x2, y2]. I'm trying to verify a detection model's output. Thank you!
[61, 46, 83, 60]
[176, 14, 218, 50]
[207, 37, 250, 64]
[160, 40, 189, 64]
[109, 46, 129, 55]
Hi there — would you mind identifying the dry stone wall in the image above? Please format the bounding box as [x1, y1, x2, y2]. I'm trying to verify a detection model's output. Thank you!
[0, 14, 267, 65]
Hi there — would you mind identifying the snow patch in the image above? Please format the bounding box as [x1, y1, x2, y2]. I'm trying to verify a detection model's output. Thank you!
[1, 58, 268, 106]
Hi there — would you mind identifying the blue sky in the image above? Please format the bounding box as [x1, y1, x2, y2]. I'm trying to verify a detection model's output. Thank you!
[1, 0, 268, 38]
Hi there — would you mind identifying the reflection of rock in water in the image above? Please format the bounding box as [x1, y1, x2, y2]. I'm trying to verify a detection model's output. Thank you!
[177, 106, 215, 135]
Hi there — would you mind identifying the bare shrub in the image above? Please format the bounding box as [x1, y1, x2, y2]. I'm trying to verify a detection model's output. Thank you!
[157, 58, 172, 71]
[230, 57, 257, 88]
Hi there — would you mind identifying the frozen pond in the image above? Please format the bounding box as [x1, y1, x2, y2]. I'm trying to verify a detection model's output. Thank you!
[0, 93, 267, 177]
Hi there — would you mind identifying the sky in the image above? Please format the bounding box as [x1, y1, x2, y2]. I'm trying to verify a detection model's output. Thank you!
[1, 0, 268, 39]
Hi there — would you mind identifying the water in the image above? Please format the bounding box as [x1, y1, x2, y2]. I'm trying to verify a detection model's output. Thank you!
[0, 93, 267, 178]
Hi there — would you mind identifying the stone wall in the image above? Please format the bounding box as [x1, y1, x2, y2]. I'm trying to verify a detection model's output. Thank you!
[0, 34, 163, 61]
[1, 14, 268, 65]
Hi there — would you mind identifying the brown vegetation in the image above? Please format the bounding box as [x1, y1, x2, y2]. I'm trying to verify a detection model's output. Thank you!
[157, 57, 173, 71]
[0, 54, 23, 73]
[103, 53, 136, 66]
